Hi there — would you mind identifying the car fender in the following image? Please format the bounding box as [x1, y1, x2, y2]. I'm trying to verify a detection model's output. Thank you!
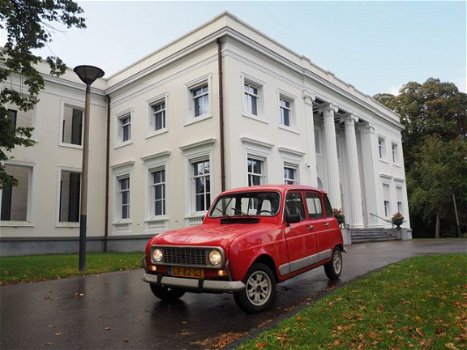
[227, 228, 286, 281]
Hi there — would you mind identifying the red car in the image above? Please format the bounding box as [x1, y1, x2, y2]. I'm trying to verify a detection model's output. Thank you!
[143, 185, 344, 313]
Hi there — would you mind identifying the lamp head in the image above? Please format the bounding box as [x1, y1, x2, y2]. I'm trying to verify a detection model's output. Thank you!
[73, 65, 105, 85]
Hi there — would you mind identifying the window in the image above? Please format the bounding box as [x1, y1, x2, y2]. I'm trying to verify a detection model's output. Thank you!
[7, 109, 17, 131]
[384, 200, 390, 217]
[383, 183, 390, 217]
[396, 186, 403, 213]
[192, 160, 210, 212]
[118, 114, 131, 143]
[324, 194, 334, 218]
[152, 169, 166, 216]
[392, 143, 399, 163]
[62, 105, 83, 145]
[306, 192, 323, 219]
[244, 83, 259, 116]
[210, 192, 280, 217]
[248, 158, 264, 186]
[378, 137, 386, 159]
[118, 176, 130, 220]
[59, 170, 81, 222]
[279, 96, 292, 127]
[1, 165, 31, 221]
[284, 192, 306, 220]
[191, 84, 209, 117]
[151, 100, 166, 131]
[284, 166, 296, 185]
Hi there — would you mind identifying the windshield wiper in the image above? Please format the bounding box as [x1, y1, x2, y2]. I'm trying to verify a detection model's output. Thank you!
[231, 207, 248, 216]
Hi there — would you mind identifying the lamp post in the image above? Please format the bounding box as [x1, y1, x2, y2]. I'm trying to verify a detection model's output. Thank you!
[73, 65, 104, 272]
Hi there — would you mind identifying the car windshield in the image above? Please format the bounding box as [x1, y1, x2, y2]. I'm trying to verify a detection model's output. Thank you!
[210, 191, 280, 218]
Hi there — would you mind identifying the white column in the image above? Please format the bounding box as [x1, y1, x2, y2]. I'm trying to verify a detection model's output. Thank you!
[303, 91, 317, 187]
[360, 123, 383, 227]
[344, 114, 364, 228]
[322, 104, 341, 209]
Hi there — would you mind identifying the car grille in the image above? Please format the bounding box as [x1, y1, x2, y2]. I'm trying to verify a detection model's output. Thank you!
[155, 247, 209, 267]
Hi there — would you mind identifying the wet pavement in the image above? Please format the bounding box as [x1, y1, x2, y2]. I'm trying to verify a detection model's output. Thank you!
[1, 239, 465, 350]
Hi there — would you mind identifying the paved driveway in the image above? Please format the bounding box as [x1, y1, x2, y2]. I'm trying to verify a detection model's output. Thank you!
[1, 239, 465, 350]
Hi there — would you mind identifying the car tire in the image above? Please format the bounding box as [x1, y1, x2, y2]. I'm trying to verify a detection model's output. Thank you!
[324, 247, 343, 280]
[233, 263, 276, 313]
[150, 284, 185, 302]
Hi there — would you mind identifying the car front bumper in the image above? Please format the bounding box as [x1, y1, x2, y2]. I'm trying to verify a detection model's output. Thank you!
[142, 273, 245, 292]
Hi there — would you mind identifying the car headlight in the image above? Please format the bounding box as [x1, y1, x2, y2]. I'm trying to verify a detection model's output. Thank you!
[152, 248, 163, 262]
[209, 250, 222, 266]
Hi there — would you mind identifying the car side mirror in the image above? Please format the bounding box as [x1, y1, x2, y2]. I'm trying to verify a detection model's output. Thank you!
[285, 212, 301, 225]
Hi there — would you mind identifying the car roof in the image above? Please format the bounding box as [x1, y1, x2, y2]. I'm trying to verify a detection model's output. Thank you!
[221, 184, 325, 195]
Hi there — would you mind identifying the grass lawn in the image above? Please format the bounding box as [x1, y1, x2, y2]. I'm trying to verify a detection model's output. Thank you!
[0, 252, 143, 285]
[238, 254, 467, 350]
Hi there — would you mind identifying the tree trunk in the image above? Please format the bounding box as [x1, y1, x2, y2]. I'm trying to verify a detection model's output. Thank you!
[435, 214, 440, 239]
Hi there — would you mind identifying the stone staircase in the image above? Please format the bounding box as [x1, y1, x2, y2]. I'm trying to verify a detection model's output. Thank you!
[349, 228, 400, 243]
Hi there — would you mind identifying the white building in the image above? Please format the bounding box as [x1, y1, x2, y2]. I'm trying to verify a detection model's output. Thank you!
[0, 12, 411, 256]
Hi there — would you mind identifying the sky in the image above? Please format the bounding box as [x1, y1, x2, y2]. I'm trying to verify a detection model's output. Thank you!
[2, 1, 466, 96]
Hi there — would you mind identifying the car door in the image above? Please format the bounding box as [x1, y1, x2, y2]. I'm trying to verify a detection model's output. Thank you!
[317, 193, 340, 255]
[283, 191, 317, 273]
[305, 191, 331, 261]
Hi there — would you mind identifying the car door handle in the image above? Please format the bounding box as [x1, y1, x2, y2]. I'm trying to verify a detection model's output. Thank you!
[323, 222, 330, 227]
[306, 225, 314, 230]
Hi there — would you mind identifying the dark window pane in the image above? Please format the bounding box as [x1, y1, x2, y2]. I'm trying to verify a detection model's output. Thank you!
[1, 185, 12, 221]
[324, 195, 333, 218]
[71, 109, 83, 145]
[7, 110, 17, 131]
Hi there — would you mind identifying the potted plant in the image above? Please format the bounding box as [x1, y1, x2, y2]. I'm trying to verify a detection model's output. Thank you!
[333, 208, 345, 226]
[392, 212, 404, 229]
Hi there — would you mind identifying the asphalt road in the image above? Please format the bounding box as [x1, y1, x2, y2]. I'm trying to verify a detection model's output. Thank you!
[1, 239, 465, 350]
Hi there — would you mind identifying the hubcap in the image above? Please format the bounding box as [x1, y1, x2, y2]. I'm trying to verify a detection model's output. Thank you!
[246, 271, 272, 306]
[333, 250, 342, 274]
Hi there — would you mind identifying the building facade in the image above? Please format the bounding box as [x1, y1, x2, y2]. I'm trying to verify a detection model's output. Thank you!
[0, 12, 411, 256]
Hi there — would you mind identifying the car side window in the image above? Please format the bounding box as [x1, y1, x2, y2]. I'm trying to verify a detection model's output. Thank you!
[285, 192, 306, 221]
[324, 194, 334, 218]
[305, 192, 323, 219]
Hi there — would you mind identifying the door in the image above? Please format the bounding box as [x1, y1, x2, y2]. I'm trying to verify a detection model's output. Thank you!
[305, 191, 333, 261]
[283, 191, 317, 274]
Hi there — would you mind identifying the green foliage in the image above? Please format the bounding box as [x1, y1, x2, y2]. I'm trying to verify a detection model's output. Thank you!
[239, 254, 467, 350]
[0, 0, 85, 189]
[375, 78, 467, 237]
[0, 252, 143, 284]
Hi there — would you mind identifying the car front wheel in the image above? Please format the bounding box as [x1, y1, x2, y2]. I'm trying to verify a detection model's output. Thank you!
[150, 284, 185, 302]
[324, 247, 343, 280]
[234, 263, 276, 313]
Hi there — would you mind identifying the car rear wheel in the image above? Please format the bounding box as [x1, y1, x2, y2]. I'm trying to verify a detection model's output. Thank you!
[324, 247, 343, 280]
[234, 263, 276, 313]
[150, 284, 185, 302]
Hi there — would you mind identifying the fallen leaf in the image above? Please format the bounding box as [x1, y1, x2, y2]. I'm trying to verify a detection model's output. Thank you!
[415, 328, 424, 338]
[368, 331, 377, 339]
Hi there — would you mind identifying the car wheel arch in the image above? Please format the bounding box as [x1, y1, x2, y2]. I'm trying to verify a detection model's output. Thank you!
[250, 254, 279, 283]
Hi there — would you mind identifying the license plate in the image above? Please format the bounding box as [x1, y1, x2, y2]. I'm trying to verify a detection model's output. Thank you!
[171, 266, 204, 279]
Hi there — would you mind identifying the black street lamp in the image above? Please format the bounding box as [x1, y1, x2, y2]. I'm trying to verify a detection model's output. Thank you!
[73, 65, 104, 272]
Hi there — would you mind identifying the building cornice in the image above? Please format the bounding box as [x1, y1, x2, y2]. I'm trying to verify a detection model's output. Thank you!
[180, 138, 216, 152]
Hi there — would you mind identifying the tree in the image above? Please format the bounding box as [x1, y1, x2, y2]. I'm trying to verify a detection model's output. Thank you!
[375, 78, 467, 237]
[409, 136, 467, 238]
[0, 0, 86, 189]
